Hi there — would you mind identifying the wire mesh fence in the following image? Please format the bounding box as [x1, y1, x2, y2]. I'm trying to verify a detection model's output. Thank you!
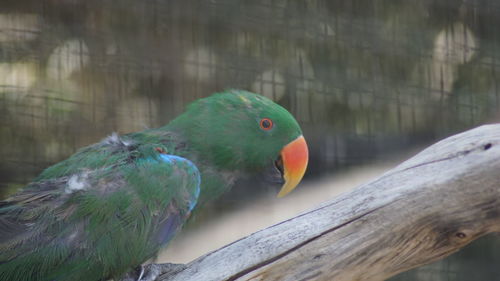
[1, 0, 500, 279]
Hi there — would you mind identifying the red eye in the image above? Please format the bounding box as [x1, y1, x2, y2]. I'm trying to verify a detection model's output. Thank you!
[260, 118, 273, 130]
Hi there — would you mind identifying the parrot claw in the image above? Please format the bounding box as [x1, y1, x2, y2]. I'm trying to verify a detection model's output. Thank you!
[121, 263, 187, 281]
[136, 265, 145, 281]
[139, 263, 187, 281]
[136, 264, 159, 281]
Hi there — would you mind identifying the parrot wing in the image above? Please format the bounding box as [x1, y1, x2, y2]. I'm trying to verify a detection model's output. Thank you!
[0, 147, 200, 281]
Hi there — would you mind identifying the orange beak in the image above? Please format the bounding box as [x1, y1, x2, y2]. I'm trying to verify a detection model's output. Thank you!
[277, 135, 309, 197]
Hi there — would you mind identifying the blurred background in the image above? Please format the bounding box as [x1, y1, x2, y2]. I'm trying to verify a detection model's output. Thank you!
[1, 0, 500, 280]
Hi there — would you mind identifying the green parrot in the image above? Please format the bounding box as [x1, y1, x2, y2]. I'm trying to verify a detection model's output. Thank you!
[0, 90, 309, 281]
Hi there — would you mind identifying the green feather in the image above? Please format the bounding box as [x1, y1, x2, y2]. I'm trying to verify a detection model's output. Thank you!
[0, 90, 304, 281]
[168, 90, 302, 203]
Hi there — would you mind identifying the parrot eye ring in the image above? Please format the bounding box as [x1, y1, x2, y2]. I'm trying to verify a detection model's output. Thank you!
[260, 118, 273, 130]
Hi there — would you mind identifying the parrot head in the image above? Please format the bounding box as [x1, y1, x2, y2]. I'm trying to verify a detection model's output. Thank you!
[169, 89, 308, 198]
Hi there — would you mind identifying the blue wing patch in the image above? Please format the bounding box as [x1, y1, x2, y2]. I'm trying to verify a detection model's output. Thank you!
[154, 154, 201, 245]
[158, 154, 201, 212]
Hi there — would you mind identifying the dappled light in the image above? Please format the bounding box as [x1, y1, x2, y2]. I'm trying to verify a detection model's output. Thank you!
[1, 1, 500, 280]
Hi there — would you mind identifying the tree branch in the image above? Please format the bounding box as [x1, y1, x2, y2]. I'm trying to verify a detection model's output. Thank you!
[158, 124, 500, 281]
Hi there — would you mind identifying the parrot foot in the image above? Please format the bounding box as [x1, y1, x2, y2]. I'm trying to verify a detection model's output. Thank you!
[120, 263, 187, 281]
[139, 263, 187, 281]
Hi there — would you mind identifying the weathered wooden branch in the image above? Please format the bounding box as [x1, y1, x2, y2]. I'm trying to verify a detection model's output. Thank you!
[158, 124, 500, 281]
